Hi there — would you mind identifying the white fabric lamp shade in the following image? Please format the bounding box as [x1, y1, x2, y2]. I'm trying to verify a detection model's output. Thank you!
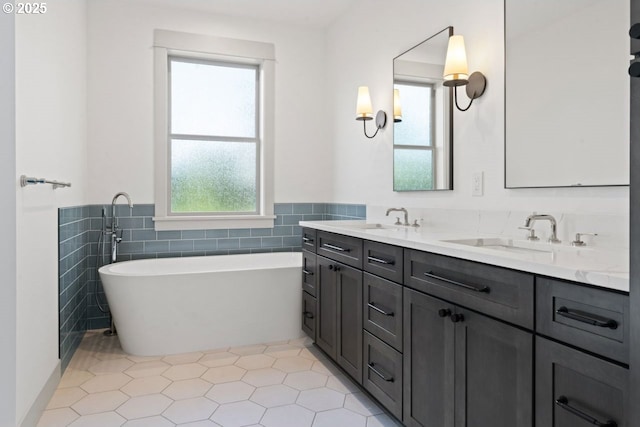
[393, 89, 402, 121]
[356, 86, 373, 119]
[443, 35, 469, 82]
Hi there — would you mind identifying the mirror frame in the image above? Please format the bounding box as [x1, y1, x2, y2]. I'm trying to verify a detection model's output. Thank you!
[393, 26, 454, 192]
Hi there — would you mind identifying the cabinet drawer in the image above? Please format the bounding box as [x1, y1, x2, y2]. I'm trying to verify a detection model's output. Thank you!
[317, 231, 363, 269]
[363, 240, 403, 283]
[301, 228, 317, 253]
[302, 251, 317, 297]
[363, 273, 403, 352]
[405, 249, 534, 329]
[537, 277, 629, 364]
[536, 337, 628, 427]
[302, 291, 317, 341]
[363, 331, 403, 420]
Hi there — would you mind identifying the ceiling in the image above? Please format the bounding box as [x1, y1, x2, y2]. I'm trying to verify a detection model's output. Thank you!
[128, 0, 359, 29]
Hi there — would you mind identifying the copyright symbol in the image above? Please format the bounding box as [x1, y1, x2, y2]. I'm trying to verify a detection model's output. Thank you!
[2, 3, 14, 13]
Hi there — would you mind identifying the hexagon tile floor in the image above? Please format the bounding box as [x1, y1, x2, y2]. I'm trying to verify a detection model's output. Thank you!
[37, 330, 401, 427]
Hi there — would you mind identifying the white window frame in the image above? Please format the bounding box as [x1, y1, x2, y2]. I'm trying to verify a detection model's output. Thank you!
[153, 30, 275, 230]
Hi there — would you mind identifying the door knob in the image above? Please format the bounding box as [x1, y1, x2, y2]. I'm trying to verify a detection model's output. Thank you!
[450, 313, 465, 323]
[438, 309, 452, 318]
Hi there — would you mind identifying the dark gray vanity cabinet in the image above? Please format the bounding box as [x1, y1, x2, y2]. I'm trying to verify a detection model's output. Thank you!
[404, 249, 534, 329]
[536, 337, 628, 427]
[403, 288, 454, 427]
[453, 306, 533, 427]
[364, 330, 403, 419]
[316, 255, 338, 359]
[301, 290, 317, 339]
[536, 277, 629, 364]
[361, 243, 406, 420]
[300, 228, 318, 342]
[336, 260, 363, 382]
[316, 254, 363, 382]
[363, 272, 403, 352]
[302, 250, 317, 297]
[535, 279, 629, 427]
[301, 228, 629, 427]
[403, 287, 533, 427]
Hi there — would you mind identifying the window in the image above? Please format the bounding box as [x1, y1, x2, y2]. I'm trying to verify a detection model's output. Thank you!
[169, 58, 259, 214]
[153, 30, 275, 230]
[393, 81, 436, 191]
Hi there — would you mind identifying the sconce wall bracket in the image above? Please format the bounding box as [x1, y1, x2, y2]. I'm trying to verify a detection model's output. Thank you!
[449, 71, 487, 112]
[357, 110, 387, 139]
[466, 71, 486, 99]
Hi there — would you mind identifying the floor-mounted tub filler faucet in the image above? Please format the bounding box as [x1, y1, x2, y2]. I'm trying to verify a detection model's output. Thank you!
[520, 213, 561, 243]
[109, 192, 133, 263]
[386, 207, 410, 226]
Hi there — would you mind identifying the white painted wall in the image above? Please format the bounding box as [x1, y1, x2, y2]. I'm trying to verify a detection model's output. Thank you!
[0, 11, 17, 427]
[86, 0, 333, 204]
[15, 1, 88, 422]
[325, 0, 629, 216]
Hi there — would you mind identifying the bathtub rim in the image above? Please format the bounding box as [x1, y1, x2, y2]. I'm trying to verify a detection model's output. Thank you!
[98, 251, 302, 278]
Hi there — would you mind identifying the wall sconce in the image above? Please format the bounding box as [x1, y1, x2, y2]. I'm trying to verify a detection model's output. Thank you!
[393, 89, 402, 123]
[442, 35, 487, 111]
[355, 86, 387, 138]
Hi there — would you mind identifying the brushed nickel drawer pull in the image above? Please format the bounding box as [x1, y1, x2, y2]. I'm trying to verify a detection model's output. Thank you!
[367, 363, 394, 382]
[367, 256, 395, 265]
[555, 396, 617, 427]
[556, 306, 618, 329]
[323, 243, 350, 252]
[424, 271, 490, 293]
[302, 269, 314, 276]
[368, 302, 394, 317]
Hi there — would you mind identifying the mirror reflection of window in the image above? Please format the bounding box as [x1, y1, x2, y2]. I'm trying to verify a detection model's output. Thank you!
[392, 26, 453, 192]
[393, 82, 435, 191]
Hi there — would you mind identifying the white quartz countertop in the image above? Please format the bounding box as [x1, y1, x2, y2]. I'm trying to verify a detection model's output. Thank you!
[299, 220, 629, 293]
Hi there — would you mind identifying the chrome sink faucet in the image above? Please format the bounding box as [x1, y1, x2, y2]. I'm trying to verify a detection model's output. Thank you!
[522, 213, 561, 243]
[386, 207, 409, 226]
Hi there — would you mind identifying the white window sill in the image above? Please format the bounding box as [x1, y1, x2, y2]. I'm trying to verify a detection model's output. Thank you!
[153, 215, 276, 231]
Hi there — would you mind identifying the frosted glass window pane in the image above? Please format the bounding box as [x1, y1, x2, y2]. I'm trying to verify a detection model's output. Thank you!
[171, 59, 257, 138]
[394, 148, 433, 191]
[171, 139, 257, 213]
[394, 83, 433, 147]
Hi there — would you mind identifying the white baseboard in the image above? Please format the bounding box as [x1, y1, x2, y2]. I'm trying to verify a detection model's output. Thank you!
[20, 362, 61, 427]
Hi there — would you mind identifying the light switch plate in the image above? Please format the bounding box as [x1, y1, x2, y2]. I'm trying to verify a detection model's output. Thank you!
[472, 172, 483, 196]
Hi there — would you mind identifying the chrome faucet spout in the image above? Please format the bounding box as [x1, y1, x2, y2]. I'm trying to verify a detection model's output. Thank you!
[385, 207, 410, 226]
[523, 213, 561, 243]
[111, 191, 133, 220]
[110, 192, 134, 263]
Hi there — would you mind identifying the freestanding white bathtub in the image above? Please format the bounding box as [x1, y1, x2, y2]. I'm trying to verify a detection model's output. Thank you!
[98, 252, 303, 356]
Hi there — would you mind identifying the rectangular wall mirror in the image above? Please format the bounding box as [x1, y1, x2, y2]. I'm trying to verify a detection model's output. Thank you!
[505, 0, 629, 188]
[393, 27, 453, 191]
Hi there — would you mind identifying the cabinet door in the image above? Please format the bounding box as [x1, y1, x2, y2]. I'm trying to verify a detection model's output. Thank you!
[536, 337, 628, 427]
[316, 256, 337, 359]
[336, 263, 363, 382]
[403, 288, 455, 427]
[454, 309, 533, 427]
[301, 291, 317, 340]
[302, 250, 317, 297]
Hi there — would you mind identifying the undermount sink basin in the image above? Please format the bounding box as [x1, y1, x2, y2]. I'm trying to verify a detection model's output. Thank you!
[443, 238, 554, 254]
[341, 223, 400, 230]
